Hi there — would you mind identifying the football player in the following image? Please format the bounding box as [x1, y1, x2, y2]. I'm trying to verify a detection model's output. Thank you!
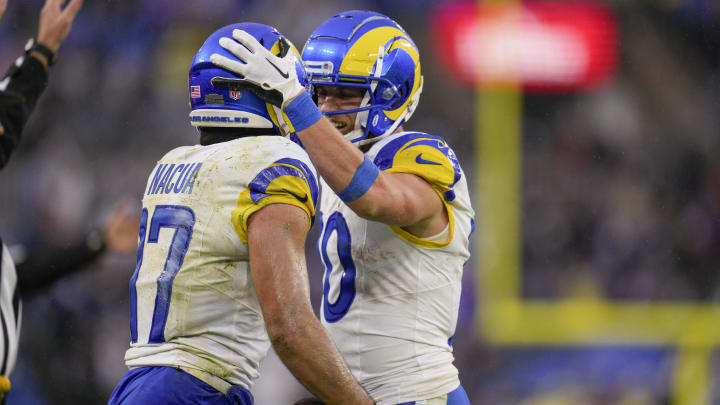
[108, 23, 373, 405]
[211, 10, 474, 405]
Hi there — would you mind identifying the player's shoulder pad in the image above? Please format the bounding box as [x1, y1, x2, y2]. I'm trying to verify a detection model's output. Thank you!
[248, 157, 319, 210]
[159, 145, 194, 161]
[223, 135, 307, 160]
[231, 154, 319, 244]
[370, 131, 462, 202]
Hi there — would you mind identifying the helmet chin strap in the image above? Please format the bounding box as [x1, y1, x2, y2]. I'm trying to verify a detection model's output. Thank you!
[344, 109, 368, 144]
[346, 44, 386, 146]
[343, 84, 372, 144]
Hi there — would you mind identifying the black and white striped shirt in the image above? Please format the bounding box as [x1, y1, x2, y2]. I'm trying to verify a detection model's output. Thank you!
[0, 240, 21, 380]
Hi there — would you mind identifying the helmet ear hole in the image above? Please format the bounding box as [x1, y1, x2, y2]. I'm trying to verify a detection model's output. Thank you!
[389, 83, 409, 109]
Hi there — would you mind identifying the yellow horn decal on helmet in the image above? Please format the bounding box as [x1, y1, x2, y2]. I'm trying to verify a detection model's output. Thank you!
[340, 26, 422, 121]
[383, 37, 422, 121]
[269, 37, 303, 59]
[267, 101, 296, 136]
[267, 36, 302, 136]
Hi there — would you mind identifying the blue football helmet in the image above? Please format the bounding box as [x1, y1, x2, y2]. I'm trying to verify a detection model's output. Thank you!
[189, 22, 307, 137]
[302, 10, 423, 145]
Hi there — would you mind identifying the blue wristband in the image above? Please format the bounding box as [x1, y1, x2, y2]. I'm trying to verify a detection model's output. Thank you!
[284, 91, 323, 132]
[337, 157, 379, 202]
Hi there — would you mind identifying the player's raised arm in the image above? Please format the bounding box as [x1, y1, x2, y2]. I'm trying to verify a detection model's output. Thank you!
[247, 204, 373, 405]
[292, 109, 446, 232]
[0, 0, 83, 165]
[24, 0, 84, 70]
[211, 30, 447, 235]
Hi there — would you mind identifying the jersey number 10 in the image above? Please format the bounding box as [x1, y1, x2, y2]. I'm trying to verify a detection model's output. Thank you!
[319, 211, 357, 323]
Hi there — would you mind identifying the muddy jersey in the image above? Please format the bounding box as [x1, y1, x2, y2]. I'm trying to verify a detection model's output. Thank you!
[317, 132, 475, 404]
[124, 136, 318, 391]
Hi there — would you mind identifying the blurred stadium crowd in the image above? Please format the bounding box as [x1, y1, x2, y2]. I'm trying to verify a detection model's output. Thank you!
[0, 0, 718, 404]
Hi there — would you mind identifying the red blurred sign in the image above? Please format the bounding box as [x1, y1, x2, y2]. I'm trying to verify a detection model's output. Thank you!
[431, 1, 618, 92]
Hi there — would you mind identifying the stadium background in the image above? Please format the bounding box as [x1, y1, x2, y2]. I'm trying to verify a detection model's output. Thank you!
[0, 0, 718, 403]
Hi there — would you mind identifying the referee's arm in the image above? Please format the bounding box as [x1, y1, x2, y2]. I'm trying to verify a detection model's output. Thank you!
[0, 0, 83, 170]
[0, 53, 48, 170]
[15, 233, 106, 296]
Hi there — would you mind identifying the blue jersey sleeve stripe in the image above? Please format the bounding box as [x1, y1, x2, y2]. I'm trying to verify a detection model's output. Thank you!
[373, 132, 463, 193]
[373, 133, 423, 170]
[245, 159, 318, 226]
[373, 132, 447, 170]
[275, 157, 320, 209]
[249, 165, 304, 203]
[399, 139, 462, 188]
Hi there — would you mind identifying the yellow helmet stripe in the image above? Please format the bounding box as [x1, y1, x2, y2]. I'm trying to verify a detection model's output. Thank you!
[340, 27, 422, 121]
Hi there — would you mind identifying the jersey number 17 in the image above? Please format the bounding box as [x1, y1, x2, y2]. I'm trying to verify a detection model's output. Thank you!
[129, 205, 195, 344]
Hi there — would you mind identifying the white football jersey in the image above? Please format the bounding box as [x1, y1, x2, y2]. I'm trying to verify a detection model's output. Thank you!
[317, 132, 474, 404]
[0, 243, 20, 381]
[124, 136, 319, 392]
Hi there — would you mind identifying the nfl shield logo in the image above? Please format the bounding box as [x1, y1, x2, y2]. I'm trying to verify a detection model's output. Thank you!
[229, 90, 242, 100]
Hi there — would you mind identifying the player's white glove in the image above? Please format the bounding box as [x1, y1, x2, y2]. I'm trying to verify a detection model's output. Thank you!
[210, 29, 305, 108]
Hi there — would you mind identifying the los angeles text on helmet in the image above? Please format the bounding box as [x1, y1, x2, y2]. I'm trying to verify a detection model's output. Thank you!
[145, 162, 203, 195]
[189, 116, 250, 124]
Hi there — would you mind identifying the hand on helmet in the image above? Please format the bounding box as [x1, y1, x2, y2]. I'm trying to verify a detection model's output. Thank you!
[210, 29, 305, 108]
